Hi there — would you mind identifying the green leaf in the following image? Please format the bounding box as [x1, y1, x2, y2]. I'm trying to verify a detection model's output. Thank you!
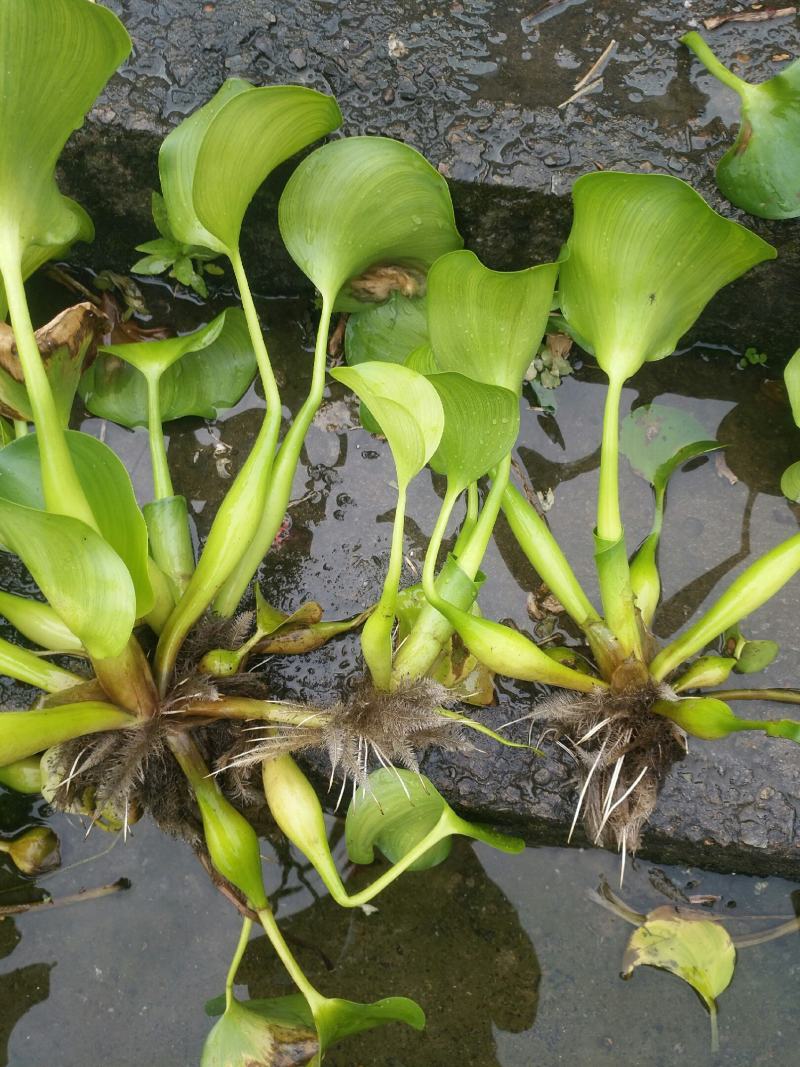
[279, 136, 463, 305]
[427, 250, 558, 394]
[427, 373, 520, 491]
[312, 995, 425, 1058]
[151, 191, 175, 242]
[131, 254, 175, 276]
[330, 363, 443, 488]
[345, 292, 429, 366]
[622, 907, 735, 1050]
[781, 460, 800, 502]
[80, 308, 255, 425]
[786, 349, 800, 426]
[345, 768, 524, 872]
[135, 239, 179, 257]
[558, 172, 776, 383]
[621, 404, 718, 488]
[0, 0, 130, 265]
[682, 33, 800, 219]
[733, 639, 779, 675]
[160, 80, 342, 257]
[201, 997, 317, 1067]
[0, 431, 153, 618]
[171, 255, 195, 287]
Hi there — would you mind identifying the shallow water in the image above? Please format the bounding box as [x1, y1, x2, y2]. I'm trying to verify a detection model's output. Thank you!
[1, 281, 798, 1065]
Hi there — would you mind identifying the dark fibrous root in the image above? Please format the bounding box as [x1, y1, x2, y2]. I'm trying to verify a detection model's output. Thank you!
[527, 678, 686, 867]
[219, 677, 472, 792]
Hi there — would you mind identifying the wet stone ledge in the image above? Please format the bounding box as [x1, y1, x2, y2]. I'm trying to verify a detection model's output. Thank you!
[60, 0, 800, 360]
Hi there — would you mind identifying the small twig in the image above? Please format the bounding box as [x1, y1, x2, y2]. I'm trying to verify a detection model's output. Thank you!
[703, 7, 796, 30]
[574, 40, 618, 92]
[0, 877, 129, 917]
[558, 77, 603, 110]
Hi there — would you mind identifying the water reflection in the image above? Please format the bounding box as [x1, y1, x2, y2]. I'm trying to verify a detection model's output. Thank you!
[237, 839, 539, 1066]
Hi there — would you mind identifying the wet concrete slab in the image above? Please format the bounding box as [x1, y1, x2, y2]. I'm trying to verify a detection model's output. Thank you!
[60, 0, 800, 360]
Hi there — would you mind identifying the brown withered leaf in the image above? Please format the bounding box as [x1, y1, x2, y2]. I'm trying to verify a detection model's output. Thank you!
[0, 302, 108, 423]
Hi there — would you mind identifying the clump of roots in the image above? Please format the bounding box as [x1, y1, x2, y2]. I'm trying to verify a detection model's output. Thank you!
[220, 677, 472, 796]
[527, 675, 686, 867]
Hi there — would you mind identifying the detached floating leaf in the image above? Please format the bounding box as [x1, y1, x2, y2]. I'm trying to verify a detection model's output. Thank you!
[345, 768, 524, 873]
[80, 308, 255, 426]
[279, 136, 463, 308]
[622, 906, 735, 1051]
[345, 292, 429, 366]
[682, 33, 800, 219]
[559, 171, 776, 384]
[0, 302, 106, 424]
[427, 250, 558, 395]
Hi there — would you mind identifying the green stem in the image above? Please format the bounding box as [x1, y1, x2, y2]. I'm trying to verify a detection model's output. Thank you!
[225, 917, 253, 1012]
[391, 455, 511, 686]
[0, 635, 83, 693]
[650, 531, 800, 681]
[703, 688, 800, 705]
[184, 697, 328, 727]
[362, 483, 408, 690]
[681, 31, 750, 97]
[256, 905, 324, 1012]
[421, 484, 461, 607]
[145, 374, 174, 500]
[598, 373, 624, 543]
[213, 299, 334, 618]
[154, 258, 284, 693]
[13, 419, 28, 438]
[0, 250, 96, 527]
[501, 482, 600, 628]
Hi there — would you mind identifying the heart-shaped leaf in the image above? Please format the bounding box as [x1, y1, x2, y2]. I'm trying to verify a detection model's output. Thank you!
[345, 293, 429, 367]
[160, 80, 342, 256]
[683, 33, 800, 219]
[558, 171, 776, 384]
[427, 250, 558, 394]
[330, 363, 443, 489]
[346, 768, 524, 872]
[0, 0, 130, 265]
[622, 907, 735, 1051]
[781, 460, 800, 502]
[427, 372, 520, 491]
[0, 431, 153, 618]
[279, 136, 463, 306]
[80, 308, 254, 425]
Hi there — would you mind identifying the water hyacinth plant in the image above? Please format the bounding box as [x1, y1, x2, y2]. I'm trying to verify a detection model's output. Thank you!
[1, 1, 799, 1063]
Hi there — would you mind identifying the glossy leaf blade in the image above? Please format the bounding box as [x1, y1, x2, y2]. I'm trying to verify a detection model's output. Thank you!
[428, 373, 520, 490]
[559, 172, 776, 382]
[0, 0, 130, 259]
[345, 293, 429, 366]
[331, 362, 443, 488]
[0, 431, 153, 617]
[427, 250, 558, 394]
[80, 309, 255, 425]
[279, 136, 463, 303]
[193, 86, 343, 255]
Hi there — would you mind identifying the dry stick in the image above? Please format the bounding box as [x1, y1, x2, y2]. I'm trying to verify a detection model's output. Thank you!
[574, 39, 618, 91]
[703, 8, 796, 31]
[0, 877, 129, 917]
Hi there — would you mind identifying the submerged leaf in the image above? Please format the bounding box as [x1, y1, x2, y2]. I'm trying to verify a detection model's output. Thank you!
[621, 404, 718, 488]
[622, 906, 735, 1049]
[683, 33, 800, 219]
[559, 172, 776, 383]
